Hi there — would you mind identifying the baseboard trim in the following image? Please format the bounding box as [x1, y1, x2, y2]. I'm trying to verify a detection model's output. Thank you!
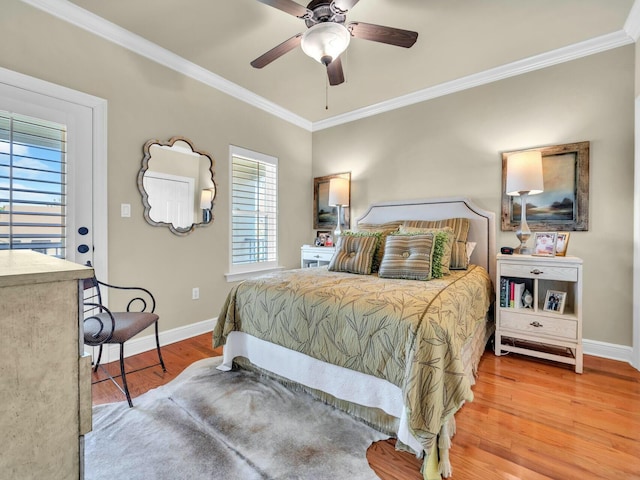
[583, 338, 634, 365]
[93, 318, 216, 365]
[92, 320, 636, 370]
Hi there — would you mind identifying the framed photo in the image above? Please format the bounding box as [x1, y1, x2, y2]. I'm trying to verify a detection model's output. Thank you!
[501, 141, 589, 232]
[313, 172, 351, 230]
[315, 231, 332, 247]
[555, 232, 570, 256]
[533, 232, 557, 256]
[543, 290, 566, 314]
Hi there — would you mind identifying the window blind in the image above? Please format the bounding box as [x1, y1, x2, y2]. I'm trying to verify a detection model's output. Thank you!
[231, 149, 277, 269]
[0, 111, 67, 257]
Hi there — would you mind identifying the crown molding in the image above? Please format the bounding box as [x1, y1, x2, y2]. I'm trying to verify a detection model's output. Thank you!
[20, 0, 637, 134]
[312, 29, 634, 131]
[624, 0, 640, 40]
[19, 0, 312, 131]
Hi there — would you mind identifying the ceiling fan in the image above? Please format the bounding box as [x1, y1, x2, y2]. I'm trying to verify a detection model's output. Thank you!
[251, 0, 419, 86]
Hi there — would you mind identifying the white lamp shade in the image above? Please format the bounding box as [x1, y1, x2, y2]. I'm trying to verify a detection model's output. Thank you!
[328, 177, 350, 206]
[200, 189, 213, 209]
[505, 151, 544, 196]
[301, 22, 351, 65]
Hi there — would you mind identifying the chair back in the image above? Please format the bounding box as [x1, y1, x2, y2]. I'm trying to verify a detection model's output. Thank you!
[82, 261, 113, 346]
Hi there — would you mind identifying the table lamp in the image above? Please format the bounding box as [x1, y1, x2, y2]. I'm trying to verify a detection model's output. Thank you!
[505, 151, 544, 254]
[328, 177, 350, 238]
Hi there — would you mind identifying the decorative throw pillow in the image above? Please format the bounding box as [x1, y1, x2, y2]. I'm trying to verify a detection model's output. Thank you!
[356, 221, 401, 272]
[328, 234, 378, 275]
[402, 218, 470, 269]
[399, 225, 455, 275]
[342, 231, 383, 271]
[378, 233, 435, 281]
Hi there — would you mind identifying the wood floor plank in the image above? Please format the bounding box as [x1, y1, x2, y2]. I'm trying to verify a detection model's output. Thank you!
[91, 335, 640, 479]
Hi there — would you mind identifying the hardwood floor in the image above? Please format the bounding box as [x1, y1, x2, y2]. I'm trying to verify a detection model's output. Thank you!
[91, 334, 640, 479]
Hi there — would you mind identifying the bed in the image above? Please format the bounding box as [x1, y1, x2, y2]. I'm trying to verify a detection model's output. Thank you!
[213, 197, 496, 479]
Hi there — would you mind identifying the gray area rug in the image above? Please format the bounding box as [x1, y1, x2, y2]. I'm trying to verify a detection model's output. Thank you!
[85, 356, 387, 479]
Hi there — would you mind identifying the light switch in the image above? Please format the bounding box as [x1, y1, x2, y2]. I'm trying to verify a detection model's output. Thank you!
[121, 203, 131, 218]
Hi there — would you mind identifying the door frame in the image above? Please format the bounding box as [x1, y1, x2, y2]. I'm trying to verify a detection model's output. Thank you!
[634, 95, 640, 370]
[0, 66, 108, 281]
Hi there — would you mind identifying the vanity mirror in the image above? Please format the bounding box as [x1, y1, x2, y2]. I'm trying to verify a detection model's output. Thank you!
[138, 136, 216, 236]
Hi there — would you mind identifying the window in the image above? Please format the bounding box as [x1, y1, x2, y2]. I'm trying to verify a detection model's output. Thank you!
[228, 145, 278, 279]
[0, 111, 66, 257]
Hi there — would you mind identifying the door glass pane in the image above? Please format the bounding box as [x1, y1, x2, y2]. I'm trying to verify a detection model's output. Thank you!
[0, 111, 66, 257]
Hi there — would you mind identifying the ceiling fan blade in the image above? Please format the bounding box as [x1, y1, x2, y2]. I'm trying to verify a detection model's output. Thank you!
[348, 22, 418, 48]
[326, 57, 345, 86]
[251, 33, 303, 69]
[256, 0, 312, 18]
[332, 0, 360, 12]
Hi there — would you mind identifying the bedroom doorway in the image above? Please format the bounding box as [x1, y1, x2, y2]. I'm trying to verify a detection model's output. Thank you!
[0, 67, 107, 278]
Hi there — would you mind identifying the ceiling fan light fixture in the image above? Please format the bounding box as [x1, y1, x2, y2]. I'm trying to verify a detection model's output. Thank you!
[301, 22, 351, 65]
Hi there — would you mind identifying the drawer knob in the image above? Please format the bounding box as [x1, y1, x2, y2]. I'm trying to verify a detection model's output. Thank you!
[531, 269, 543, 275]
[313, 255, 320, 258]
[530, 321, 543, 328]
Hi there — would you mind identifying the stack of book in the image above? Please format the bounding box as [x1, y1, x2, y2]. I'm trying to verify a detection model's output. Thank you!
[500, 278, 526, 308]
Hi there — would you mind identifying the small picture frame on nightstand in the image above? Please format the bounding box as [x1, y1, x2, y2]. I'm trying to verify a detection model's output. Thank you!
[533, 232, 557, 256]
[316, 231, 331, 246]
[555, 232, 570, 256]
[543, 289, 566, 314]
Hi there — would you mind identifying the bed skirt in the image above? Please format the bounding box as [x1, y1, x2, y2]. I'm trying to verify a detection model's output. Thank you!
[218, 318, 494, 478]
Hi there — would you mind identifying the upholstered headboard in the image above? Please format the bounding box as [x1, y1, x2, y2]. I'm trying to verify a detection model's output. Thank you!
[357, 197, 496, 281]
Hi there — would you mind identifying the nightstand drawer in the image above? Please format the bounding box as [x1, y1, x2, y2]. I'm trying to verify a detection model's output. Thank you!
[500, 263, 578, 282]
[500, 310, 578, 341]
[303, 250, 335, 262]
[301, 245, 336, 268]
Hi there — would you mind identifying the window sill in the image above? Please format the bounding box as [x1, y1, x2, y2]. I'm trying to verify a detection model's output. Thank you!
[225, 266, 285, 283]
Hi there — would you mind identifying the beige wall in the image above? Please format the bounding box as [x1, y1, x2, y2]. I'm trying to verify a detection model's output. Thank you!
[313, 46, 635, 346]
[0, 1, 312, 333]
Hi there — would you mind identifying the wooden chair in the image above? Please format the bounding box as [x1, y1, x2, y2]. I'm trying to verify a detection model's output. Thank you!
[83, 265, 166, 407]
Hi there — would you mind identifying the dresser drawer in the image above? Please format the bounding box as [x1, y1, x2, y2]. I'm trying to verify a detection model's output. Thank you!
[500, 263, 578, 282]
[499, 310, 578, 341]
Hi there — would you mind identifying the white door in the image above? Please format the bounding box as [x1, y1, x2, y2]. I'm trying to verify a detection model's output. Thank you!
[143, 172, 195, 229]
[0, 71, 106, 272]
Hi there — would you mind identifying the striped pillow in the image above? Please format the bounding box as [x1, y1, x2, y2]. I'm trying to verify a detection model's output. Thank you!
[378, 233, 435, 281]
[328, 235, 378, 275]
[402, 218, 470, 269]
[356, 221, 401, 272]
[399, 225, 455, 275]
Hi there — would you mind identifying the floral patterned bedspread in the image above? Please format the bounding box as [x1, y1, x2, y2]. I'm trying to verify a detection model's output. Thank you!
[214, 265, 492, 452]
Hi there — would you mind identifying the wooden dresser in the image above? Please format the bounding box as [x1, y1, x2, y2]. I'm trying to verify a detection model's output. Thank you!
[0, 251, 94, 479]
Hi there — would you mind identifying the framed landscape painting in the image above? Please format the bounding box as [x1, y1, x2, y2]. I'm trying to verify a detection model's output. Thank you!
[313, 172, 351, 230]
[501, 141, 589, 232]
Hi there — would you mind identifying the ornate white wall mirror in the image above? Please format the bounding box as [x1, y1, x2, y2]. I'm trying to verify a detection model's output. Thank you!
[138, 136, 216, 236]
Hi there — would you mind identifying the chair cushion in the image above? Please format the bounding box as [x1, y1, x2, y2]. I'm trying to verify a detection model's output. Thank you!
[84, 312, 159, 345]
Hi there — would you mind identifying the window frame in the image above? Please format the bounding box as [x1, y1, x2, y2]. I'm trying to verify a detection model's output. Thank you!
[225, 145, 282, 282]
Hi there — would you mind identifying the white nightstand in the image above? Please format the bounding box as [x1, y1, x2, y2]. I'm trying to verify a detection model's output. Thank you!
[301, 245, 336, 268]
[494, 253, 584, 373]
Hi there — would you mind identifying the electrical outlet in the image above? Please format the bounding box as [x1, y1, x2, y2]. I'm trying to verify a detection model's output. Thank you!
[192, 287, 199, 300]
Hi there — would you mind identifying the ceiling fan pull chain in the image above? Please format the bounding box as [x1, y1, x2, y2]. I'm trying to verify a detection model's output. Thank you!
[325, 75, 329, 110]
